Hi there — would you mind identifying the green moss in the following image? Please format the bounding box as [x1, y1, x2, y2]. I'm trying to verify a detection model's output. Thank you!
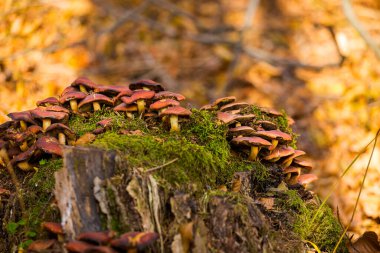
[278, 190, 347, 253]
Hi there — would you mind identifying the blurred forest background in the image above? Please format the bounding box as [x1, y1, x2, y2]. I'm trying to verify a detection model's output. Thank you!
[0, 0, 379, 240]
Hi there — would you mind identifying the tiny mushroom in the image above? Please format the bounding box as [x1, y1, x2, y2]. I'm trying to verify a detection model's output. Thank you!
[59, 91, 87, 112]
[281, 150, 306, 168]
[216, 112, 238, 125]
[42, 222, 64, 242]
[263, 146, 295, 162]
[255, 120, 277, 131]
[30, 108, 68, 131]
[227, 126, 255, 138]
[160, 106, 192, 132]
[154, 91, 185, 101]
[65, 240, 94, 253]
[297, 174, 318, 186]
[36, 97, 60, 107]
[8, 111, 38, 131]
[71, 77, 98, 93]
[231, 136, 271, 161]
[282, 166, 301, 185]
[113, 103, 138, 118]
[10, 145, 37, 171]
[78, 94, 114, 112]
[28, 239, 57, 252]
[129, 79, 165, 92]
[252, 130, 292, 151]
[110, 231, 159, 253]
[36, 136, 63, 157]
[149, 99, 180, 114]
[76, 231, 115, 245]
[126, 90, 155, 114]
[211, 96, 236, 109]
[45, 123, 76, 145]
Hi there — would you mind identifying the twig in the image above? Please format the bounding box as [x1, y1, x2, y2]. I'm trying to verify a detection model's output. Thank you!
[145, 158, 179, 173]
[342, 0, 380, 60]
[0, 148, 26, 219]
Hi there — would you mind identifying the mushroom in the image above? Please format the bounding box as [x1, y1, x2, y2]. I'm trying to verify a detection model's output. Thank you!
[263, 146, 295, 162]
[95, 85, 132, 97]
[260, 107, 283, 117]
[113, 89, 134, 105]
[129, 79, 165, 92]
[283, 166, 301, 185]
[42, 222, 64, 242]
[252, 130, 292, 151]
[45, 123, 76, 145]
[78, 94, 114, 112]
[110, 231, 159, 253]
[281, 150, 306, 168]
[231, 136, 271, 161]
[220, 102, 250, 112]
[61, 86, 78, 96]
[36, 136, 63, 157]
[8, 111, 38, 131]
[216, 112, 238, 125]
[36, 97, 60, 107]
[227, 126, 255, 138]
[59, 91, 87, 112]
[154, 91, 185, 101]
[150, 99, 180, 115]
[233, 114, 256, 127]
[255, 120, 277, 130]
[297, 174, 318, 186]
[71, 77, 98, 93]
[65, 240, 94, 252]
[76, 231, 115, 245]
[292, 158, 313, 171]
[160, 106, 192, 132]
[8, 131, 36, 152]
[10, 144, 37, 171]
[30, 108, 68, 131]
[113, 103, 138, 119]
[125, 90, 155, 115]
[28, 239, 57, 252]
[211, 96, 236, 110]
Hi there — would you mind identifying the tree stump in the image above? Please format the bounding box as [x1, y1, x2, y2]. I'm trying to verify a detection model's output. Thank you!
[54, 146, 117, 239]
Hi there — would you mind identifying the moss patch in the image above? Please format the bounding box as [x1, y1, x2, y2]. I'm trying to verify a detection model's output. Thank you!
[278, 190, 348, 253]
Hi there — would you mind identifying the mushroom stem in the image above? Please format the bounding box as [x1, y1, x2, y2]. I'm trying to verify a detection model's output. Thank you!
[169, 115, 179, 132]
[69, 100, 78, 112]
[20, 120, 27, 131]
[57, 234, 64, 243]
[248, 146, 259, 161]
[93, 102, 101, 111]
[136, 100, 146, 114]
[42, 119, 51, 131]
[17, 161, 32, 171]
[58, 133, 66, 145]
[282, 158, 293, 168]
[20, 142, 28, 152]
[79, 85, 87, 93]
[126, 112, 134, 119]
[269, 140, 278, 151]
[235, 122, 242, 127]
[143, 87, 151, 91]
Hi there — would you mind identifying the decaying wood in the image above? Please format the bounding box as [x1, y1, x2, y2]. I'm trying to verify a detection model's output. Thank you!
[54, 146, 116, 239]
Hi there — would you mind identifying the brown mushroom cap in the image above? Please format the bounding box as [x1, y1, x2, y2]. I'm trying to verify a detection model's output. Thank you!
[234, 114, 256, 125]
[43, 105, 70, 114]
[0, 121, 14, 132]
[113, 103, 138, 113]
[253, 130, 292, 142]
[8, 131, 35, 145]
[78, 94, 114, 111]
[71, 77, 98, 90]
[283, 166, 301, 185]
[27, 125, 44, 135]
[42, 222, 64, 235]
[110, 231, 159, 251]
[61, 86, 78, 96]
[160, 106, 192, 117]
[59, 91, 87, 104]
[65, 240, 94, 252]
[30, 108, 68, 123]
[36, 97, 60, 107]
[10, 145, 37, 167]
[263, 146, 295, 161]
[96, 118, 113, 128]
[231, 136, 272, 148]
[228, 126, 255, 137]
[36, 136, 63, 157]
[129, 79, 165, 92]
[281, 150, 306, 167]
[8, 111, 38, 126]
[150, 99, 180, 111]
[28, 239, 57, 252]
[200, 104, 213, 111]
[297, 174, 318, 185]
[220, 102, 250, 112]
[217, 112, 238, 125]
[260, 107, 283, 117]
[292, 158, 313, 170]
[76, 231, 115, 245]
[255, 120, 277, 130]
[131, 90, 156, 102]
[113, 89, 134, 103]
[45, 123, 76, 139]
[94, 85, 132, 97]
[154, 91, 186, 101]
[212, 96, 236, 109]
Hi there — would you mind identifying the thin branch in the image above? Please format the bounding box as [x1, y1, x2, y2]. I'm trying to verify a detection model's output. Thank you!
[145, 158, 179, 173]
[342, 0, 380, 59]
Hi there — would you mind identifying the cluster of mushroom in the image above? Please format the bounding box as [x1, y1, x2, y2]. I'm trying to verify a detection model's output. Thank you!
[202, 96, 317, 186]
[28, 222, 158, 253]
[0, 78, 191, 171]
